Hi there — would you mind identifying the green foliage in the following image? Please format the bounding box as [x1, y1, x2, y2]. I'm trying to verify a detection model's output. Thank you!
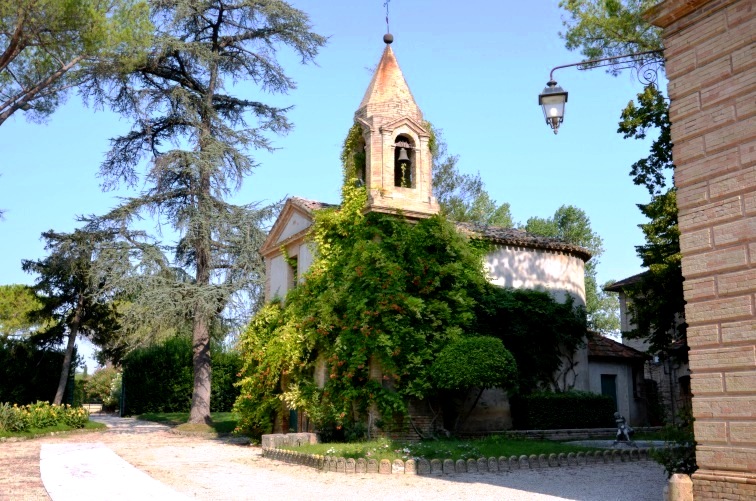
[510, 391, 615, 429]
[85, 0, 325, 424]
[617, 86, 685, 356]
[430, 337, 517, 392]
[0, 338, 68, 404]
[0, 401, 89, 432]
[22, 229, 120, 404]
[625, 190, 686, 355]
[235, 125, 590, 437]
[619, 85, 673, 196]
[122, 337, 241, 415]
[0, 403, 30, 432]
[287, 435, 599, 461]
[430, 125, 513, 226]
[651, 406, 697, 477]
[0, 284, 50, 338]
[84, 366, 122, 411]
[0, 0, 152, 124]
[559, 0, 662, 66]
[476, 287, 587, 393]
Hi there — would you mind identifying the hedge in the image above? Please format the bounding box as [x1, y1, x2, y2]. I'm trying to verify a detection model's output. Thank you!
[0, 339, 73, 404]
[122, 337, 242, 415]
[510, 391, 616, 430]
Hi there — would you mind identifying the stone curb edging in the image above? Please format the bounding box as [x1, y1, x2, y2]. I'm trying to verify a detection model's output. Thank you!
[261, 446, 656, 475]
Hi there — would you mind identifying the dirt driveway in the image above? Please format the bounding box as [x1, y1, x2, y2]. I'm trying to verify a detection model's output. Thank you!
[0, 415, 668, 501]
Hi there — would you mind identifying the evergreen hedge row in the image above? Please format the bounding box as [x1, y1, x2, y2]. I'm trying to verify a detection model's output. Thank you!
[0, 339, 70, 404]
[511, 391, 616, 429]
[122, 337, 242, 415]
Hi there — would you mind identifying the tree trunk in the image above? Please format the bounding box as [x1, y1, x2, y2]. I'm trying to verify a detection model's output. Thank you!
[188, 311, 212, 424]
[53, 293, 84, 405]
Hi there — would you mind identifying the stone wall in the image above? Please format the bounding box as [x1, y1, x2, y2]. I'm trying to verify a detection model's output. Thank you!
[645, 0, 756, 498]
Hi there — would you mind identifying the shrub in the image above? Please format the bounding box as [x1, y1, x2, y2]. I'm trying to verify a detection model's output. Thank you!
[510, 391, 615, 429]
[0, 403, 30, 432]
[27, 401, 60, 429]
[652, 406, 697, 477]
[61, 405, 89, 428]
[122, 337, 241, 415]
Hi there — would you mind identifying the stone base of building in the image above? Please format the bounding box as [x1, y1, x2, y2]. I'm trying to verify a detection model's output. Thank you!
[693, 469, 756, 500]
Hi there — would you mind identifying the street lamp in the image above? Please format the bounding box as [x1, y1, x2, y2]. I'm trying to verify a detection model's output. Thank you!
[538, 49, 664, 134]
[539, 80, 568, 135]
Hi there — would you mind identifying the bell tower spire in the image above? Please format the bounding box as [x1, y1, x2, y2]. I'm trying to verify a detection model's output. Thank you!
[351, 35, 439, 219]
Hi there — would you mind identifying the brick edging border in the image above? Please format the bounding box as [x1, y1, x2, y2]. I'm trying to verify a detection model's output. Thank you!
[261, 446, 655, 475]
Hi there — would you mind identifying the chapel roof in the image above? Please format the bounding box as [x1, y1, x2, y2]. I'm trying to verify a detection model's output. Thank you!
[455, 222, 593, 262]
[587, 332, 650, 361]
[356, 44, 422, 123]
[603, 271, 647, 292]
[277, 198, 592, 262]
[289, 196, 338, 213]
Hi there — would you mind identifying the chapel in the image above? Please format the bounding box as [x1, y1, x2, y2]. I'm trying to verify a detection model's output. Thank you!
[259, 36, 643, 434]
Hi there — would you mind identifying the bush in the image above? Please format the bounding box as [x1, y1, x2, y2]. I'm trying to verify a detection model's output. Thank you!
[84, 367, 122, 412]
[0, 403, 30, 432]
[122, 337, 241, 415]
[0, 401, 89, 432]
[61, 405, 89, 428]
[652, 407, 697, 477]
[28, 401, 59, 429]
[510, 391, 615, 429]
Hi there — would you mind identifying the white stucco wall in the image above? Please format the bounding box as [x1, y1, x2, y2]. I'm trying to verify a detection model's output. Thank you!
[276, 212, 312, 244]
[484, 246, 587, 306]
[588, 360, 644, 426]
[268, 254, 290, 300]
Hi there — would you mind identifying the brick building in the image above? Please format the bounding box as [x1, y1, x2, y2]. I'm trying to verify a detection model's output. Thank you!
[645, 0, 755, 498]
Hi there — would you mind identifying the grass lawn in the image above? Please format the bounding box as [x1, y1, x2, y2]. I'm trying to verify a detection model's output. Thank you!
[137, 412, 238, 434]
[286, 436, 602, 462]
[0, 420, 106, 439]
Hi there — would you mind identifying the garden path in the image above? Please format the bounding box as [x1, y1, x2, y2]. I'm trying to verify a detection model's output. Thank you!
[0, 414, 668, 501]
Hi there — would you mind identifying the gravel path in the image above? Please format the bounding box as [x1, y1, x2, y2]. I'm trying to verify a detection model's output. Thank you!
[0, 415, 668, 501]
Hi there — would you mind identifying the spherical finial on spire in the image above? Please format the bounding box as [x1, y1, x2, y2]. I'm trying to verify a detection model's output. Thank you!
[383, 33, 393, 44]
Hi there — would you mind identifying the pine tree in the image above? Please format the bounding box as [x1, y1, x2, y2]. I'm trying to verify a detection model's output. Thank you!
[89, 0, 325, 424]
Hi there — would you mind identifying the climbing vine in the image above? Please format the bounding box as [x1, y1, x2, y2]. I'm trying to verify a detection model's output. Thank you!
[234, 124, 586, 438]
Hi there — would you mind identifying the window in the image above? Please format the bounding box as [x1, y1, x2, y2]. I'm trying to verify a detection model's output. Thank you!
[289, 256, 298, 290]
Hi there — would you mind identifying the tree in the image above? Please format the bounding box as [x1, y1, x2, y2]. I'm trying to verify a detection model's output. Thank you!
[558, 1, 681, 350]
[0, 284, 50, 338]
[523, 205, 616, 333]
[430, 336, 517, 432]
[560, 0, 662, 64]
[0, 0, 151, 125]
[22, 229, 119, 404]
[430, 126, 513, 226]
[88, 0, 325, 425]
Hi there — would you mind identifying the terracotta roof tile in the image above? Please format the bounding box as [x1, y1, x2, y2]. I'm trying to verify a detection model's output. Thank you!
[455, 222, 593, 261]
[290, 197, 338, 213]
[588, 333, 649, 360]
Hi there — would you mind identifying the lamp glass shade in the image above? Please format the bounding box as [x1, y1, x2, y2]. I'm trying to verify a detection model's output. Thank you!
[539, 83, 568, 134]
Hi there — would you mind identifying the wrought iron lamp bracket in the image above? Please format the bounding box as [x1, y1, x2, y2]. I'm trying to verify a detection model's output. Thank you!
[548, 49, 664, 88]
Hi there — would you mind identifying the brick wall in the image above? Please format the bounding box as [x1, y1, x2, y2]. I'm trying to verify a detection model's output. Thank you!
[646, 0, 755, 498]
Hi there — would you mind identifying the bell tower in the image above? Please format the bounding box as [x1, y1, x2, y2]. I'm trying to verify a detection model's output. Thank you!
[351, 35, 439, 218]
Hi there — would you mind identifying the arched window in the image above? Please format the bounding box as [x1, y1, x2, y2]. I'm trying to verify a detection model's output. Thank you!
[393, 135, 414, 188]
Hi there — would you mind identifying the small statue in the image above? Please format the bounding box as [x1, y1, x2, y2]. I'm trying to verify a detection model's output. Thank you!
[613, 412, 636, 446]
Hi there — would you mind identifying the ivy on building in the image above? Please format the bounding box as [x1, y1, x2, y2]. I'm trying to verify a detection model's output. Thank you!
[234, 125, 587, 437]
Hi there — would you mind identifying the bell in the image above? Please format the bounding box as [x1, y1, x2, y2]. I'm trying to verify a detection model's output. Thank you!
[397, 147, 410, 163]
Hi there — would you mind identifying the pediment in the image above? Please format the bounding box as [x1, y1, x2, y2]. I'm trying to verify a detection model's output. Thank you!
[379, 116, 429, 137]
[260, 199, 315, 256]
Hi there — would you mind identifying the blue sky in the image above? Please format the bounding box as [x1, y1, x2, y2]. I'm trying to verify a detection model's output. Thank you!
[0, 1, 660, 364]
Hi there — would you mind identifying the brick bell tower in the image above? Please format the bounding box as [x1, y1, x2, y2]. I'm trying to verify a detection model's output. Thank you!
[352, 34, 440, 219]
